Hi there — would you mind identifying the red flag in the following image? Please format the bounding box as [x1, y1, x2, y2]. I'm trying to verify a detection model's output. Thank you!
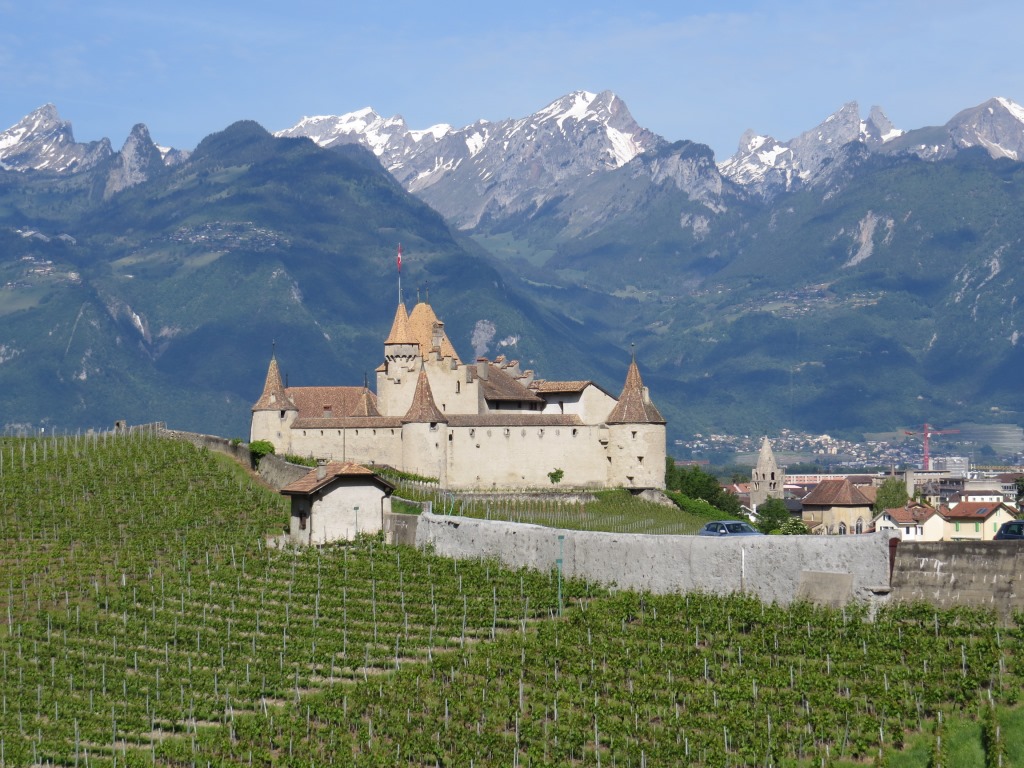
[397, 243, 402, 273]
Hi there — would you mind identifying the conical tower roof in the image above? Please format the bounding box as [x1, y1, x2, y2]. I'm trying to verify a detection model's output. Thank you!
[407, 301, 461, 362]
[757, 436, 779, 468]
[384, 301, 412, 345]
[252, 356, 295, 411]
[350, 386, 381, 417]
[607, 357, 665, 424]
[401, 366, 448, 424]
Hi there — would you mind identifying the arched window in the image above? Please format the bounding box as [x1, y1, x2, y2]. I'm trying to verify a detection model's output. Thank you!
[838, 522, 847, 535]
[855, 518, 863, 534]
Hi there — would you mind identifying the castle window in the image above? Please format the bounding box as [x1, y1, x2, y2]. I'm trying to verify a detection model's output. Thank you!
[448, 433, 453, 442]
[280, 410, 286, 419]
[855, 518, 863, 534]
[430, 423, 438, 432]
[538, 429, 544, 437]
[838, 522, 847, 535]
[572, 429, 578, 437]
[638, 456, 644, 464]
[456, 381, 460, 394]
[504, 428, 510, 437]
[631, 431, 637, 438]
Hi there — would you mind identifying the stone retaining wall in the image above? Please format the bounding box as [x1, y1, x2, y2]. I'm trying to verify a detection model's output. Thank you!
[890, 541, 1024, 616]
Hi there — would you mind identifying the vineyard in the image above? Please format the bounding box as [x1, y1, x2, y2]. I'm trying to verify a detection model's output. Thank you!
[0, 433, 1021, 766]
[388, 477, 723, 535]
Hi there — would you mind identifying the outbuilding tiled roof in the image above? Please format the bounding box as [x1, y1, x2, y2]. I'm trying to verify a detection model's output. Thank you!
[280, 462, 394, 496]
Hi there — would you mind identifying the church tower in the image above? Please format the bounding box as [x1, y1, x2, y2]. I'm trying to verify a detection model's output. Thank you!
[750, 436, 785, 510]
[605, 355, 666, 489]
[250, 355, 297, 449]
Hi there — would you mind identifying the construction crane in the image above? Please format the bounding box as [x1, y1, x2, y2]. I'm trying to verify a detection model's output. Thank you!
[904, 423, 960, 470]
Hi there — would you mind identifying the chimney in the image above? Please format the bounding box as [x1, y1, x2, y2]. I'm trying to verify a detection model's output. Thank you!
[316, 458, 328, 480]
[431, 322, 444, 353]
[476, 357, 489, 380]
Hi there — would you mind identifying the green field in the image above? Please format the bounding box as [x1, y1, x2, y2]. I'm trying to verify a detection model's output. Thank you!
[0, 434, 1020, 766]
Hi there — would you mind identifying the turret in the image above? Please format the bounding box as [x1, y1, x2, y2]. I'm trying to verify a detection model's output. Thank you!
[401, 366, 449, 484]
[605, 355, 666, 489]
[250, 355, 297, 450]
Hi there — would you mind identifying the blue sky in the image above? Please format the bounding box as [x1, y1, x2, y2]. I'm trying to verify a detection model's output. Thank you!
[2, 1, 1023, 160]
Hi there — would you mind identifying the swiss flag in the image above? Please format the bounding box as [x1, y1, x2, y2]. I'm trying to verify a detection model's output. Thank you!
[397, 243, 402, 272]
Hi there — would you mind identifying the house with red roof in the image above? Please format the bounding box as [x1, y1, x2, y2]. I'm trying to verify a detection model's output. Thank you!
[931, 500, 1018, 542]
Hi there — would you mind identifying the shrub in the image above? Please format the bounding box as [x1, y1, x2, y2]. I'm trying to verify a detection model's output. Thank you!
[249, 440, 276, 465]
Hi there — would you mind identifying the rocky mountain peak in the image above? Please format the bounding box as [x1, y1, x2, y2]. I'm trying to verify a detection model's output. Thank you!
[946, 96, 1024, 160]
[104, 123, 166, 198]
[0, 104, 113, 172]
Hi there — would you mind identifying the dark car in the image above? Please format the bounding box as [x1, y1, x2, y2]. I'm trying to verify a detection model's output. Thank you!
[698, 520, 763, 536]
[994, 520, 1024, 540]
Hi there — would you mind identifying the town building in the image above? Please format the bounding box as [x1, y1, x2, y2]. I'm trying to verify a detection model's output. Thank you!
[252, 299, 666, 490]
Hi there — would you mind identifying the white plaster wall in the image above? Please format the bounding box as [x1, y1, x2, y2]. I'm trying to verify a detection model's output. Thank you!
[288, 427, 403, 466]
[415, 512, 894, 605]
[445, 425, 608, 489]
[307, 484, 391, 545]
[606, 424, 666, 489]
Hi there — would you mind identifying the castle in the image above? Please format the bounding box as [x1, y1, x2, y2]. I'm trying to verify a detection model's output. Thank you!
[251, 299, 666, 490]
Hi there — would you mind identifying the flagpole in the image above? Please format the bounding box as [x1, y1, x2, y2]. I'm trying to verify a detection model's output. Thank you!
[397, 243, 403, 304]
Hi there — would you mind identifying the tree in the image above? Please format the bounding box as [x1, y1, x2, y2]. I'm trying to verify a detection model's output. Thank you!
[778, 516, 808, 535]
[754, 497, 790, 534]
[873, 476, 909, 514]
[1015, 476, 1024, 508]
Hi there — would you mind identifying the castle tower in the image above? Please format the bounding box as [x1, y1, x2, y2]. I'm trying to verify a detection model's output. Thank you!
[400, 366, 449, 484]
[750, 436, 785, 510]
[377, 301, 420, 417]
[605, 355, 666, 489]
[250, 355, 297, 450]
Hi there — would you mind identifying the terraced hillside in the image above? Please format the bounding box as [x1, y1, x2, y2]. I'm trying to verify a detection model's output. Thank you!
[0, 433, 1020, 766]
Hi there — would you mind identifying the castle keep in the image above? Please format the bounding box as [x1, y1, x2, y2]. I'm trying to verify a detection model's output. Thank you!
[251, 299, 666, 490]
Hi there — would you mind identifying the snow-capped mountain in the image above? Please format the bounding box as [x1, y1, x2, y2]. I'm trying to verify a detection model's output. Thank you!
[719, 102, 903, 197]
[0, 105, 187, 182]
[0, 104, 113, 172]
[277, 90, 664, 228]
[886, 96, 1024, 162]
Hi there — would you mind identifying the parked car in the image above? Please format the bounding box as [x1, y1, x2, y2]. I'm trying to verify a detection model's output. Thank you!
[698, 520, 763, 536]
[993, 520, 1024, 540]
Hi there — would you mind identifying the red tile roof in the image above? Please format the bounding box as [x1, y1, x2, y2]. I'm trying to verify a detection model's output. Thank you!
[606, 358, 665, 424]
[802, 478, 873, 507]
[402, 367, 447, 423]
[280, 462, 394, 496]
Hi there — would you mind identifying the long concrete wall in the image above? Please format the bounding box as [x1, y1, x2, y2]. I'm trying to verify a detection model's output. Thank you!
[891, 541, 1024, 616]
[415, 511, 895, 606]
